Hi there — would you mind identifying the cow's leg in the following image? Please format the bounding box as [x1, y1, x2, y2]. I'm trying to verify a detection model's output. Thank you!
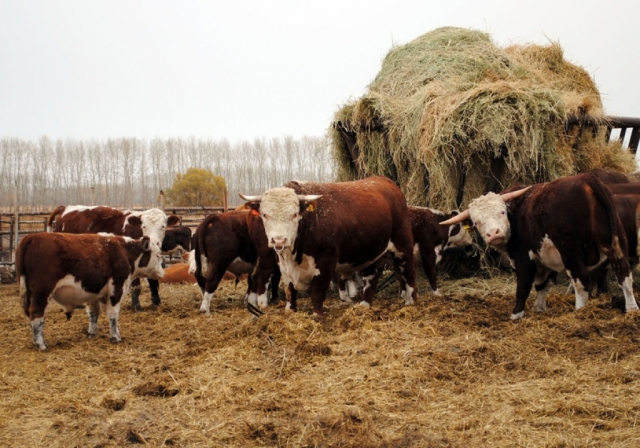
[391, 231, 418, 305]
[148, 278, 161, 306]
[269, 268, 281, 304]
[27, 290, 48, 350]
[608, 249, 639, 313]
[358, 264, 382, 307]
[130, 278, 142, 311]
[337, 276, 354, 303]
[533, 266, 554, 313]
[418, 242, 440, 295]
[285, 282, 298, 312]
[200, 265, 227, 315]
[86, 300, 101, 337]
[309, 271, 333, 317]
[248, 260, 276, 309]
[511, 258, 537, 320]
[106, 292, 123, 343]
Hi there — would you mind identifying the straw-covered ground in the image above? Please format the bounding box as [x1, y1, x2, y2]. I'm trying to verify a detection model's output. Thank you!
[1, 266, 640, 447]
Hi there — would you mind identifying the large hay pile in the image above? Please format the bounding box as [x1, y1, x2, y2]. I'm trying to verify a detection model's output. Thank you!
[332, 27, 635, 209]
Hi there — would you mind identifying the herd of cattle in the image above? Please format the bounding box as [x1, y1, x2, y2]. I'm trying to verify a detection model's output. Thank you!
[14, 169, 640, 350]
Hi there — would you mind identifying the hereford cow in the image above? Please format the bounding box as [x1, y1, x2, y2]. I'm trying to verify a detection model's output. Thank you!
[441, 173, 639, 319]
[47, 205, 180, 310]
[240, 176, 417, 316]
[193, 211, 280, 314]
[17, 233, 165, 350]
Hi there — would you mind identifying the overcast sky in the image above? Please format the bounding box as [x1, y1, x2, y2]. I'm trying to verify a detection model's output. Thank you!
[1, 0, 638, 142]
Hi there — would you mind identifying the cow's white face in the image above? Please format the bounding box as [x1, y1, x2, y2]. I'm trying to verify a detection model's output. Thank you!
[258, 187, 303, 252]
[137, 208, 169, 248]
[133, 236, 165, 280]
[468, 192, 511, 250]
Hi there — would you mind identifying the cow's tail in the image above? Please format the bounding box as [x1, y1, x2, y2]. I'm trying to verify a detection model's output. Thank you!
[194, 213, 219, 276]
[588, 174, 627, 260]
[46, 205, 66, 232]
[15, 235, 32, 317]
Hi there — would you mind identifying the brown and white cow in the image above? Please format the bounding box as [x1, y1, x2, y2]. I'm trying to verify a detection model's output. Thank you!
[441, 172, 639, 319]
[47, 205, 180, 310]
[147, 225, 193, 300]
[240, 176, 417, 316]
[17, 232, 165, 350]
[192, 211, 280, 314]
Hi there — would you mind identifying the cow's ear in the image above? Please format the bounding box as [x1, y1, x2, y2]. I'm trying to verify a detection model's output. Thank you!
[141, 236, 151, 252]
[128, 215, 142, 227]
[300, 200, 318, 214]
[167, 214, 181, 227]
[245, 202, 261, 216]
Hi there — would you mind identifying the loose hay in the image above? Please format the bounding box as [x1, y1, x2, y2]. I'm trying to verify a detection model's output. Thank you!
[331, 27, 636, 209]
[1, 273, 640, 447]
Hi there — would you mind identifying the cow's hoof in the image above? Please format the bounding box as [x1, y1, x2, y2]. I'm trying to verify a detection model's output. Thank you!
[510, 311, 525, 320]
[199, 309, 210, 316]
[404, 298, 415, 305]
[131, 304, 142, 312]
[356, 301, 371, 308]
[87, 332, 98, 338]
[110, 337, 121, 344]
[432, 290, 441, 297]
[33, 342, 47, 351]
[151, 296, 161, 306]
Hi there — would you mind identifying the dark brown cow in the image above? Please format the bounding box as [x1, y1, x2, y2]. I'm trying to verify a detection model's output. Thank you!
[400, 206, 474, 295]
[47, 205, 180, 310]
[240, 176, 417, 316]
[17, 233, 165, 350]
[441, 172, 639, 319]
[192, 211, 280, 314]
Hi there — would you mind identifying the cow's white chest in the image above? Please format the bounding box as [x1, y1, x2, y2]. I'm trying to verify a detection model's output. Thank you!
[278, 252, 320, 291]
[529, 235, 564, 272]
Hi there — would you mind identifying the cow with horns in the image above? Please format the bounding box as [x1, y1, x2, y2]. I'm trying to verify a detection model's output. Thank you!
[47, 205, 181, 310]
[440, 172, 639, 319]
[17, 232, 165, 350]
[240, 176, 417, 316]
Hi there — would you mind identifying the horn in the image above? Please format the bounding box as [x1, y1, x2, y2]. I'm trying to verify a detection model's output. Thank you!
[439, 209, 470, 226]
[297, 194, 322, 201]
[239, 193, 262, 202]
[500, 186, 532, 201]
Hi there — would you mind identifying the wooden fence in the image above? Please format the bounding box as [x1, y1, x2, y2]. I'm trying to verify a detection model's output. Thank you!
[0, 207, 226, 267]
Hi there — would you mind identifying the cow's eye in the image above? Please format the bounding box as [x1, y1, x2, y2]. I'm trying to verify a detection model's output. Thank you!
[292, 213, 299, 219]
[501, 211, 506, 215]
[262, 213, 268, 220]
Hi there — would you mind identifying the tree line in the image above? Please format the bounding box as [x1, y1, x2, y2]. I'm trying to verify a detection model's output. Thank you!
[0, 135, 336, 211]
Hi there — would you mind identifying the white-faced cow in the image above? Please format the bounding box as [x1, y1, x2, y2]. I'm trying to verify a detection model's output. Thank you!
[17, 232, 165, 350]
[441, 172, 639, 319]
[147, 225, 193, 301]
[240, 176, 417, 316]
[47, 205, 180, 310]
[192, 211, 280, 314]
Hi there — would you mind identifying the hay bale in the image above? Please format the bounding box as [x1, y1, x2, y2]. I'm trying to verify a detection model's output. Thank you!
[331, 27, 635, 209]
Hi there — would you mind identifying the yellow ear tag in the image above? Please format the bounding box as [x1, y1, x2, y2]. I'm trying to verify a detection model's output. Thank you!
[307, 204, 315, 212]
[463, 224, 472, 231]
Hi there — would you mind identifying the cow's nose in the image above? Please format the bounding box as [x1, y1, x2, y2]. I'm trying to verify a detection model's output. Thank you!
[271, 237, 287, 250]
[486, 229, 501, 238]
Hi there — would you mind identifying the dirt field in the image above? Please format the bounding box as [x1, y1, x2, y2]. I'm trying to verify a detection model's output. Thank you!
[1, 269, 640, 447]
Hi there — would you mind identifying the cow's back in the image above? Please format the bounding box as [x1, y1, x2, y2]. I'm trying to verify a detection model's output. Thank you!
[54, 206, 128, 235]
[285, 177, 410, 261]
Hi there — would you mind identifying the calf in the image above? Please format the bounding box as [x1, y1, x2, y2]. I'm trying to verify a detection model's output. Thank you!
[17, 233, 165, 350]
[441, 172, 638, 319]
[193, 211, 280, 314]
